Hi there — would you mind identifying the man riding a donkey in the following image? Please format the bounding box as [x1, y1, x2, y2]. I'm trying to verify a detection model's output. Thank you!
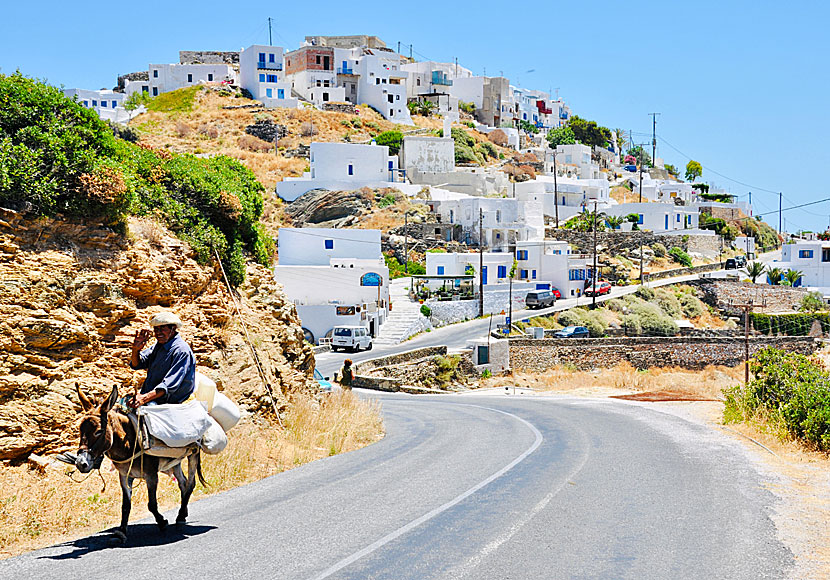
[69, 311, 207, 543]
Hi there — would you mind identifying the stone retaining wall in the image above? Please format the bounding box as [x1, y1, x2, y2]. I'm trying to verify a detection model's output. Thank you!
[509, 336, 817, 372]
[428, 287, 535, 327]
[353, 346, 447, 391]
[688, 279, 806, 314]
[644, 261, 723, 282]
[323, 102, 357, 114]
[546, 230, 720, 256]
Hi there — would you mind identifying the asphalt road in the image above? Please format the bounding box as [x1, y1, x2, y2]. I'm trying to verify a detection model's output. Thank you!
[1, 391, 791, 579]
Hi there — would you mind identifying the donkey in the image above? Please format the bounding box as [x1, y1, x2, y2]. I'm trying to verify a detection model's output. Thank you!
[74, 384, 206, 542]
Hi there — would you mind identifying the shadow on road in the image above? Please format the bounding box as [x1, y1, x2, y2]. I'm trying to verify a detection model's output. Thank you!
[37, 523, 216, 561]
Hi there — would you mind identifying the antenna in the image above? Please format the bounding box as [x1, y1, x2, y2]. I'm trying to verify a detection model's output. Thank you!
[268, 17, 273, 46]
[649, 112, 660, 164]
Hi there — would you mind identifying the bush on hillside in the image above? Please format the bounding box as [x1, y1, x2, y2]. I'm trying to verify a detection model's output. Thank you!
[678, 293, 705, 318]
[622, 302, 678, 336]
[0, 73, 272, 285]
[634, 286, 655, 301]
[668, 246, 692, 267]
[654, 288, 682, 318]
[724, 348, 830, 450]
[750, 312, 830, 336]
[374, 130, 403, 155]
[651, 242, 667, 258]
[557, 307, 607, 337]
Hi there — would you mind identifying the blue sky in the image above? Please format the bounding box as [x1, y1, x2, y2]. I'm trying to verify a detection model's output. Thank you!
[2, 0, 828, 233]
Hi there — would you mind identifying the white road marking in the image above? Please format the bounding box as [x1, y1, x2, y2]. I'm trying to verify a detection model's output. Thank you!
[310, 405, 544, 580]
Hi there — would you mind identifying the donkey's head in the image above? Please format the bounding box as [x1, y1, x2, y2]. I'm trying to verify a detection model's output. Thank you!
[75, 384, 118, 473]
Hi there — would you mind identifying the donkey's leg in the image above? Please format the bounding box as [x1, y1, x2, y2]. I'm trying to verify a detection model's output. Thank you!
[179, 452, 200, 525]
[116, 472, 134, 542]
[145, 471, 168, 532]
[173, 463, 189, 527]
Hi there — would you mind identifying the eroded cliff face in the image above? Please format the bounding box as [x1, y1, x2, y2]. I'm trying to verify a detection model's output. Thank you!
[0, 208, 316, 461]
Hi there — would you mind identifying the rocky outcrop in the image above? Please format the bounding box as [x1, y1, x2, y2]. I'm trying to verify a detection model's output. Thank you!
[0, 209, 316, 461]
[285, 188, 375, 228]
[245, 120, 288, 143]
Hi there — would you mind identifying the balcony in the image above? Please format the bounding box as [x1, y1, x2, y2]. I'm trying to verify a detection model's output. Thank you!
[560, 112, 569, 120]
[536, 100, 552, 114]
[337, 67, 354, 75]
[431, 71, 452, 86]
[257, 62, 283, 71]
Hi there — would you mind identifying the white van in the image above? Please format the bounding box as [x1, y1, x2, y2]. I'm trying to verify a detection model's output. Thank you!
[331, 326, 373, 352]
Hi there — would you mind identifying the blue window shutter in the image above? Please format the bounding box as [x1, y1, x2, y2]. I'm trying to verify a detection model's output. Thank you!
[437, 266, 444, 275]
[348, 164, 354, 175]
[269, 53, 275, 63]
[532, 270, 537, 279]
[638, 214, 644, 224]
[278, 89, 284, 99]
[259, 74, 265, 82]
[266, 89, 272, 98]
[324, 239, 334, 250]
[258, 53, 265, 62]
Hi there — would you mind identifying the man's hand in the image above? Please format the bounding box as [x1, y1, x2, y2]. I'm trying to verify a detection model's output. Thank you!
[133, 328, 152, 351]
[128, 389, 162, 408]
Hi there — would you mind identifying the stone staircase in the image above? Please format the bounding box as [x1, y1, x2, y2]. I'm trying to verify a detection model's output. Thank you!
[374, 279, 431, 346]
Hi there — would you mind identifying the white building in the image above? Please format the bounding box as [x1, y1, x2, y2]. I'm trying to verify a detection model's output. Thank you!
[401, 60, 472, 115]
[604, 202, 700, 232]
[238, 44, 297, 108]
[276, 142, 400, 201]
[399, 136, 455, 174]
[515, 175, 611, 222]
[734, 236, 756, 258]
[283, 45, 347, 107]
[776, 241, 830, 290]
[351, 50, 412, 124]
[274, 228, 390, 344]
[422, 190, 544, 251]
[125, 63, 236, 97]
[425, 239, 590, 298]
[63, 89, 137, 124]
[547, 144, 601, 180]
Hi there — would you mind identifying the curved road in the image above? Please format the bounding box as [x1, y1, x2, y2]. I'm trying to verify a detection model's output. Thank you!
[1, 391, 790, 579]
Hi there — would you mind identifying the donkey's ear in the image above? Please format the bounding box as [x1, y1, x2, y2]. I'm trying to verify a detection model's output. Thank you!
[100, 385, 118, 415]
[77, 383, 94, 412]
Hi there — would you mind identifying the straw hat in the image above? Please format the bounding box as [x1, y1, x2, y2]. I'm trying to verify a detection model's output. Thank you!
[149, 311, 183, 329]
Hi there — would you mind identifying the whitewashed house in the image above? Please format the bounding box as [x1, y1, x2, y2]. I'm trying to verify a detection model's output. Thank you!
[274, 228, 390, 344]
[775, 241, 830, 290]
[604, 202, 700, 232]
[63, 89, 137, 124]
[239, 44, 297, 108]
[401, 60, 472, 115]
[425, 240, 590, 298]
[547, 144, 602, 180]
[515, 175, 611, 222]
[422, 190, 544, 250]
[734, 236, 756, 257]
[124, 63, 236, 97]
[399, 135, 456, 175]
[276, 142, 400, 201]
[283, 45, 347, 107]
[351, 49, 412, 124]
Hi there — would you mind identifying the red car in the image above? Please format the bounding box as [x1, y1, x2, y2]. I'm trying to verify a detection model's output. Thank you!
[550, 287, 562, 299]
[584, 281, 611, 297]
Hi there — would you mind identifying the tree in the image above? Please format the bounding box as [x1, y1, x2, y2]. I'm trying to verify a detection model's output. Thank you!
[744, 261, 766, 283]
[626, 213, 641, 231]
[374, 130, 403, 155]
[615, 129, 627, 153]
[685, 160, 703, 182]
[766, 266, 783, 285]
[628, 145, 652, 168]
[546, 126, 576, 149]
[784, 269, 804, 287]
[567, 116, 612, 148]
[605, 215, 624, 230]
[518, 120, 539, 134]
[664, 163, 679, 177]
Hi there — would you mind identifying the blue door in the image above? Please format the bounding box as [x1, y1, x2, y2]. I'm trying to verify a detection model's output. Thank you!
[277, 89, 284, 99]
[482, 266, 488, 285]
[266, 88, 272, 98]
[665, 215, 669, 229]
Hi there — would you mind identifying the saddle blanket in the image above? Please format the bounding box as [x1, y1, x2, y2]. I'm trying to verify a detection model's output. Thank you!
[138, 401, 213, 448]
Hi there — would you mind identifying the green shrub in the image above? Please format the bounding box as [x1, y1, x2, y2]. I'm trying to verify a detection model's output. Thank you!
[557, 307, 607, 337]
[480, 369, 492, 379]
[420, 304, 432, 317]
[750, 312, 830, 336]
[374, 130, 403, 155]
[654, 288, 682, 318]
[478, 141, 498, 159]
[724, 348, 830, 450]
[459, 101, 476, 115]
[668, 246, 692, 267]
[622, 302, 678, 336]
[800, 291, 826, 312]
[377, 193, 397, 208]
[651, 242, 667, 258]
[634, 286, 655, 301]
[678, 293, 704, 318]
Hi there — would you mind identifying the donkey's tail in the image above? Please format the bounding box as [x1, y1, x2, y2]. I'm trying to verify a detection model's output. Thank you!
[196, 451, 208, 488]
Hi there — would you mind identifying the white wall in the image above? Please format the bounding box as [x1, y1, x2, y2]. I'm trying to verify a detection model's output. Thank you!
[605, 202, 699, 231]
[138, 63, 236, 97]
[310, 142, 391, 181]
[63, 88, 137, 124]
[277, 228, 383, 265]
[400, 136, 454, 173]
[355, 54, 412, 124]
[239, 44, 298, 108]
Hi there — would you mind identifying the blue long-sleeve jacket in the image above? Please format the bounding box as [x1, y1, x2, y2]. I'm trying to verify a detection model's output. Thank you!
[130, 333, 196, 404]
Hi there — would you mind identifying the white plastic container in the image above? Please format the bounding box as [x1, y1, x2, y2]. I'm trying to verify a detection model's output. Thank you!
[193, 372, 217, 411]
[199, 416, 228, 455]
[209, 391, 241, 432]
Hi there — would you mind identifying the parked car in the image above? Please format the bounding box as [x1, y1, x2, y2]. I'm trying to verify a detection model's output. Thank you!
[725, 258, 737, 270]
[735, 255, 747, 267]
[314, 368, 341, 393]
[623, 164, 637, 172]
[584, 281, 612, 297]
[553, 325, 590, 338]
[549, 287, 562, 299]
[331, 326, 373, 352]
[526, 290, 556, 309]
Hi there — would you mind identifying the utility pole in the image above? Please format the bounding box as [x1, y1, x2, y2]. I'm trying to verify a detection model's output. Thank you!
[732, 299, 762, 387]
[779, 191, 783, 234]
[638, 154, 644, 203]
[553, 148, 560, 227]
[404, 212, 409, 274]
[478, 208, 484, 318]
[397, 41, 401, 55]
[592, 201, 598, 307]
[649, 112, 660, 164]
[455, 57, 458, 77]
[268, 17, 273, 46]
[639, 235, 644, 285]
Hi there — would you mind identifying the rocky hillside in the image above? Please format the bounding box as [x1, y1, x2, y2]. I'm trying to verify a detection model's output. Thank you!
[0, 208, 316, 461]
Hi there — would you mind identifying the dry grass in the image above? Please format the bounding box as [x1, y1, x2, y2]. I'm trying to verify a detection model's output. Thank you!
[481, 362, 744, 400]
[0, 391, 382, 558]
